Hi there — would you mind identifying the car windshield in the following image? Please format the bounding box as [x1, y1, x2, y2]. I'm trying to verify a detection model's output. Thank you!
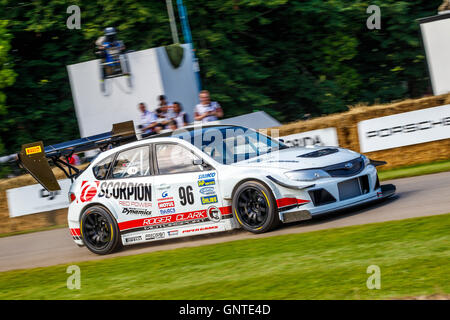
[171, 126, 288, 164]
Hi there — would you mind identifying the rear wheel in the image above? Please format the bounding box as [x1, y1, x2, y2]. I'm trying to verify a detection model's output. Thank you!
[232, 181, 279, 233]
[80, 206, 122, 255]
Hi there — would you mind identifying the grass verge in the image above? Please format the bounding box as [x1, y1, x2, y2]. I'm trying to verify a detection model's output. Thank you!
[0, 213, 448, 300]
[378, 159, 450, 181]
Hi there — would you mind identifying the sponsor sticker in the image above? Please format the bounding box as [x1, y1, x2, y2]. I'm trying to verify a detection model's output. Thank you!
[157, 191, 173, 202]
[201, 195, 218, 205]
[145, 232, 165, 240]
[158, 201, 175, 209]
[182, 225, 218, 234]
[167, 230, 179, 237]
[25, 145, 42, 155]
[199, 187, 215, 195]
[122, 208, 152, 216]
[79, 181, 100, 203]
[160, 207, 176, 215]
[198, 172, 216, 179]
[198, 179, 215, 187]
[207, 206, 222, 222]
[118, 200, 152, 208]
[125, 236, 142, 243]
[98, 182, 152, 201]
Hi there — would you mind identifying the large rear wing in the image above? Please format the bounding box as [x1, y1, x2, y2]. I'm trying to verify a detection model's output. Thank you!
[12, 121, 136, 191]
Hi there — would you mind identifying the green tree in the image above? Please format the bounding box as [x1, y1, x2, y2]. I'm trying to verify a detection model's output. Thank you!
[0, 0, 443, 158]
[0, 19, 16, 175]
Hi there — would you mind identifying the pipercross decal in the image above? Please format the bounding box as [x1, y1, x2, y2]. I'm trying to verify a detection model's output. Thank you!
[79, 181, 100, 202]
[98, 182, 152, 201]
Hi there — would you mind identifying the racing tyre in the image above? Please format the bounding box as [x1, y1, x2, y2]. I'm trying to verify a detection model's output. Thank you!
[232, 181, 279, 234]
[80, 206, 122, 255]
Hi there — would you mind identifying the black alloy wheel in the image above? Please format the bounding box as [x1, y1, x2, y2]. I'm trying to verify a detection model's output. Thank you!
[80, 206, 122, 255]
[232, 181, 279, 233]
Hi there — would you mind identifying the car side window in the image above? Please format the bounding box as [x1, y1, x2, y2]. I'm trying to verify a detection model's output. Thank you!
[111, 146, 150, 179]
[156, 143, 204, 175]
[92, 155, 114, 180]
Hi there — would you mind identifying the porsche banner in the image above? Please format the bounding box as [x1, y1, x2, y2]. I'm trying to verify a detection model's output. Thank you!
[357, 105, 450, 153]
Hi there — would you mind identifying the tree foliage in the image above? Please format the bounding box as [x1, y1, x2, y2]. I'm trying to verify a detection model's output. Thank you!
[0, 0, 442, 156]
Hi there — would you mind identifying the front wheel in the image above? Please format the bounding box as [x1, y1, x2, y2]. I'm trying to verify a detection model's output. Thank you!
[232, 181, 280, 234]
[80, 206, 122, 255]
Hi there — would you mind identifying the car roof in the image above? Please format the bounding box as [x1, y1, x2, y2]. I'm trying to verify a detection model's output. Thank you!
[141, 124, 247, 139]
[91, 124, 254, 164]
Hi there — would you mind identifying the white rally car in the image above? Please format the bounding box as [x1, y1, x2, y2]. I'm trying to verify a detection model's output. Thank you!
[15, 122, 395, 254]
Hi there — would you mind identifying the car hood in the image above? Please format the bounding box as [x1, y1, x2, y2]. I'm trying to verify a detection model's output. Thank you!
[230, 146, 361, 170]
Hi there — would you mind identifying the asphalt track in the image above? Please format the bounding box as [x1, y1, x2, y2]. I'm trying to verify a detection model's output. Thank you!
[1, 172, 449, 272]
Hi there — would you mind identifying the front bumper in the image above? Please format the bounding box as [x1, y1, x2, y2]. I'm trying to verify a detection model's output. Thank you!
[271, 164, 396, 223]
[280, 183, 396, 223]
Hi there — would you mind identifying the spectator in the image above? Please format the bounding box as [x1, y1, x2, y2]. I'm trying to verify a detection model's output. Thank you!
[138, 102, 161, 137]
[194, 90, 224, 122]
[68, 154, 81, 165]
[157, 95, 176, 119]
[168, 119, 178, 131]
[173, 102, 189, 128]
[155, 106, 171, 129]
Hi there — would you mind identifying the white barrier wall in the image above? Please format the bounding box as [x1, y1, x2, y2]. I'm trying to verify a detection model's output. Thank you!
[6, 179, 71, 218]
[420, 14, 450, 95]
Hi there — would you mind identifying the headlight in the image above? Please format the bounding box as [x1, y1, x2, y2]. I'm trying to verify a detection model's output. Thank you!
[284, 169, 331, 181]
[361, 155, 370, 166]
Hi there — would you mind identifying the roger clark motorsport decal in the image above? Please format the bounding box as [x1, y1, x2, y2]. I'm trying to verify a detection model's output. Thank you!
[207, 206, 222, 222]
[118, 210, 209, 233]
[98, 182, 151, 201]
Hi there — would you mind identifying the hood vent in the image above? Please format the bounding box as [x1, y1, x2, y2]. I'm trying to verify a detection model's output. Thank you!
[297, 148, 339, 158]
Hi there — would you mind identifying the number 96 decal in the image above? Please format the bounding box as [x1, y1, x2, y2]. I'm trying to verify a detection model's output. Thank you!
[179, 186, 194, 205]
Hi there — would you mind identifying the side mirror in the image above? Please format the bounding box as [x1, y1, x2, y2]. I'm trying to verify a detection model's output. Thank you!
[193, 159, 204, 166]
[279, 139, 285, 143]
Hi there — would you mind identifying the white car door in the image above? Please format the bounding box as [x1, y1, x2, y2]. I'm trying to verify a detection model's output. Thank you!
[95, 145, 155, 243]
[152, 142, 225, 236]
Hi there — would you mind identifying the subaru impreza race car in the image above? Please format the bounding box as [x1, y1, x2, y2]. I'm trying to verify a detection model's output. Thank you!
[14, 121, 395, 254]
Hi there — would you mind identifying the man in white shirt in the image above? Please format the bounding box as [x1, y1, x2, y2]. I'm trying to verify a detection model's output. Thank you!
[138, 102, 160, 137]
[194, 90, 224, 123]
